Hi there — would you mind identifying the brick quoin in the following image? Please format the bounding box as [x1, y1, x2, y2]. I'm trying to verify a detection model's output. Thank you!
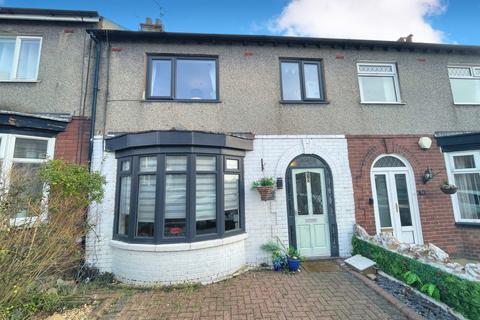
[54, 117, 91, 165]
[346, 134, 480, 259]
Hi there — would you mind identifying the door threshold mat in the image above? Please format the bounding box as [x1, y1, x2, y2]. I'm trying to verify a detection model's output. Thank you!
[302, 260, 341, 272]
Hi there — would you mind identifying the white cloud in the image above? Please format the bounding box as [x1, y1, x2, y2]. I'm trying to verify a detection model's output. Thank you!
[272, 0, 446, 43]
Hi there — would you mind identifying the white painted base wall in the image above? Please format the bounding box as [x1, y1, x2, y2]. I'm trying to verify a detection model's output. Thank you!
[243, 135, 356, 265]
[86, 135, 356, 285]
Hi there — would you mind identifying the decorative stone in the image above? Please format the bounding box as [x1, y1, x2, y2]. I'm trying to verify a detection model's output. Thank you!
[426, 243, 450, 263]
[354, 224, 372, 241]
[465, 263, 480, 279]
[372, 233, 400, 250]
[445, 262, 463, 273]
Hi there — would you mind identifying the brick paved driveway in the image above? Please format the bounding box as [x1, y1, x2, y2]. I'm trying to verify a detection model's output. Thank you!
[101, 262, 406, 320]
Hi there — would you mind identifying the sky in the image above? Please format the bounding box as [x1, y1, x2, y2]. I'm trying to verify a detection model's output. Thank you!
[1, 0, 480, 44]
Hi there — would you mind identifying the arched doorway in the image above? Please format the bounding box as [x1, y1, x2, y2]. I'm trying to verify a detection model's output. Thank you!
[286, 154, 338, 257]
[371, 155, 423, 244]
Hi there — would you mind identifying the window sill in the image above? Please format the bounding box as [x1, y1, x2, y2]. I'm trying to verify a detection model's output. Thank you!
[280, 100, 330, 105]
[142, 99, 221, 103]
[110, 232, 248, 252]
[453, 103, 480, 106]
[360, 102, 406, 106]
[455, 221, 480, 228]
[0, 80, 40, 83]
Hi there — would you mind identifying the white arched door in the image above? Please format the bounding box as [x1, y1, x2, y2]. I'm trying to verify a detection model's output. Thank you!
[371, 155, 423, 244]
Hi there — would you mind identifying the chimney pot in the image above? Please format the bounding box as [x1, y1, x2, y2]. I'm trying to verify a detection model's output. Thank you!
[146, 17, 152, 24]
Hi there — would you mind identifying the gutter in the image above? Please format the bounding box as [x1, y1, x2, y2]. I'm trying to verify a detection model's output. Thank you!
[0, 14, 100, 22]
[88, 33, 101, 170]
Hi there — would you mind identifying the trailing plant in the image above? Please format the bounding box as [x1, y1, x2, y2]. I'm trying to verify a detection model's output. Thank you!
[251, 177, 275, 189]
[403, 271, 422, 287]
[421, 283, 441, 300]
[261, 238, 304, 272]
[352, 236, 480, 319]
[0, 160, 105, 318]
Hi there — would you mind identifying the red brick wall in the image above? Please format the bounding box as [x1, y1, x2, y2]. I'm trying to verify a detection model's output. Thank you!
[54, 116, 91, 165]
[346, 135, 479, 259]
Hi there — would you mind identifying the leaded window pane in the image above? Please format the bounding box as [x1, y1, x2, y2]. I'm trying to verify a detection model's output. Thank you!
[374, 156, 406, 168]
[358, 64, 393, 73]
[448, 67, 471, 77]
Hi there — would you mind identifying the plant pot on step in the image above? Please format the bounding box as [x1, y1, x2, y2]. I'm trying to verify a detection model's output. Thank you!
[256, 185, 274, 201]
[287, 257, 301, 272]
[440, 184, 458, 194]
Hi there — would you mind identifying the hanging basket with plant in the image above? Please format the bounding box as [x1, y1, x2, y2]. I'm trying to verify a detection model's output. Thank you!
[252, 177, 275, 201]
[440, 182, 458, 194]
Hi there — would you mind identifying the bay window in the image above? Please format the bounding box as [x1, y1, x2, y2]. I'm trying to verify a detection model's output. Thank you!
[114, 151, 245, 243]
[0, 134, 54, 223]
[446, 151, 480, 224]
[0, 36, 42, 81]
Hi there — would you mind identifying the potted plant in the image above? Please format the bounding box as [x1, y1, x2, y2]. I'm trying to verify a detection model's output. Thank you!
[252, 177, 275, 201]
[440, 182, 458, 194]
[286, 246, 303, 272]
[261, 238, 303, 272]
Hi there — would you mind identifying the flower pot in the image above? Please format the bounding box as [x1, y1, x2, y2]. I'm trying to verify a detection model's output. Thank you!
[287, 257, 301, 272]
[440, 185, 458, 194]
[273, 263, 283, 272]
[256, 185, 274, 201]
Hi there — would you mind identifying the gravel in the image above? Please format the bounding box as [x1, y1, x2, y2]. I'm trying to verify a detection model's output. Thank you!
[376, 274, 458, 320]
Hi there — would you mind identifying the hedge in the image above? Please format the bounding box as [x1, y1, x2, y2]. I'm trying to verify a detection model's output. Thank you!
[352, 236, 480, 319]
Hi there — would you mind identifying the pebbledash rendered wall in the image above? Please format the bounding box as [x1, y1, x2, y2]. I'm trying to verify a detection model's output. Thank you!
[86, 135, 356, 284]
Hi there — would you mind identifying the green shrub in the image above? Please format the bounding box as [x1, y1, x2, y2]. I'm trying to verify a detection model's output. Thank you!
[352, 236, 480, 319]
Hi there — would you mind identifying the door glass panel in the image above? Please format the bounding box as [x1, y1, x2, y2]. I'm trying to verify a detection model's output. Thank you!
[374, 175, 392, 228]
[394, 174, 413, 227]
[295, 172, 308, 215]
[310, 171, 323, 215]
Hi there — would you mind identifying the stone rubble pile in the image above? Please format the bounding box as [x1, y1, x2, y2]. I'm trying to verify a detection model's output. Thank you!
[354, 224, 480, 281]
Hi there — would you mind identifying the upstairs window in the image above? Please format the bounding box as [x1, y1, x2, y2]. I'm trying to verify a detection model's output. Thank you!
[448, 66, 480, 105]
[0, 36, 42, 81]
[147, 56, 218, 101]
[280, 59, 325, 102]
[357, 63, 401, 103]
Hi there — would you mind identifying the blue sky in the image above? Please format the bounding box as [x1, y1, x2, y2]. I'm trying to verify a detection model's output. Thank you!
[2, 0, 480, 44]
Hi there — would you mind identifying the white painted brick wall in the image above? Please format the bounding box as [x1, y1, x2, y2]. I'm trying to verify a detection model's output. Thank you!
[244, 135, 356, 265]
[86, 135, 356, 284]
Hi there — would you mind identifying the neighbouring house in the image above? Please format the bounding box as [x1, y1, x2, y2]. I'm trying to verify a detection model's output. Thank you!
[0, 8, 123, 221]
[2, 6, 479, 285]
[83, 26, 480, 285]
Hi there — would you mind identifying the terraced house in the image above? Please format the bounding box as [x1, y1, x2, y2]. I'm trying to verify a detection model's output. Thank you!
[84, 24, 480, 285]
[2, 7, 479, 286]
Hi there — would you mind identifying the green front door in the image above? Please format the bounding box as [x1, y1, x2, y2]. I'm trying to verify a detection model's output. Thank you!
[292, 168, 330, 257]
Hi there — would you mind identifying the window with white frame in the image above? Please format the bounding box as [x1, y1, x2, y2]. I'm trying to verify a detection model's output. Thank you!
[0, 134, 54, 221]
[357, 63, 401, 103]
[446, 151, 480, 223]
[448, 66, 480, 105]
[0, 36, 42, 81]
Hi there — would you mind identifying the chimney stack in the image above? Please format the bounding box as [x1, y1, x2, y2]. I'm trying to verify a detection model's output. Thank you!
[140, 17, 164, 32]
[397, 34, 413, 43]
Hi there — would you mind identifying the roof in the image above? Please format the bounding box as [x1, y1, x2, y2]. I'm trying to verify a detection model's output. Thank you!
[87, 29, 480, 55]
[0, 110, 70, 136]
[0, 7, 100, 22]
